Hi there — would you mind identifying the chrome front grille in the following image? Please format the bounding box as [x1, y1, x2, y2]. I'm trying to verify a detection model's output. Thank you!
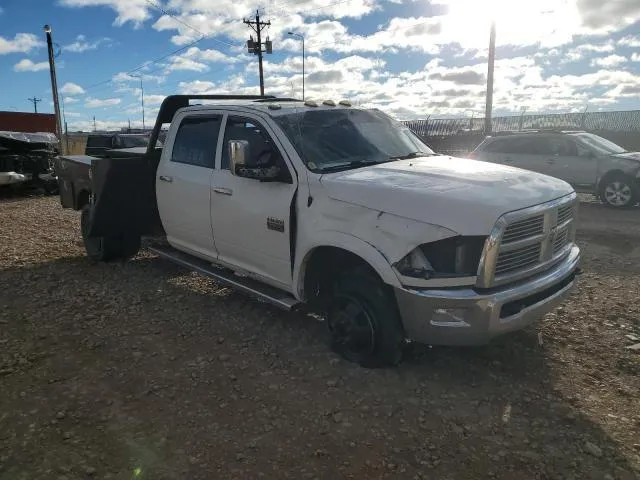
[477, 193, 578, 288]
[495, 243, 541, 274]
[502, 215, 544, 243]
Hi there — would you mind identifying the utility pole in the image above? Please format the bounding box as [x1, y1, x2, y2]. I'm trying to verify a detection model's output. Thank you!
[44, 25, 63, 148]
[28, 96, 42, 113]
[244, 10, 272, 96]
[139, 77, 146, 130]
[93, 116, 97, 132]
[484, 21, 496, 135]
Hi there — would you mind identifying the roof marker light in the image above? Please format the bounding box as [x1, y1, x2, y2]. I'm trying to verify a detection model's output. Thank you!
[322, 99, 336, 106]
[268, 103, 282, 110]
[339, 100, 352, 107]
[304, 100, 318, 107]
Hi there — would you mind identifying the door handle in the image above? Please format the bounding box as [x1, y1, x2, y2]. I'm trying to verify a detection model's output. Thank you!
[546, 159, 555, 164]
[159, 175, 173, 183]
[213, 187, 233, 196]
[504, 157, 513, 162]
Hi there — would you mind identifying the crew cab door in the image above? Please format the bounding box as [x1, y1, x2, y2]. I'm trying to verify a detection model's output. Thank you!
[542, 136, 598, 187]
[210, 113, 297, 290]
[156, 112, 223, 259]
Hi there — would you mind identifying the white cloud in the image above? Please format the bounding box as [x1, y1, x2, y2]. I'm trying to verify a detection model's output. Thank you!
[61, 82, 86, 95]
[620, 36, 640, 47]
[165, 56, 208, 72]
[13, 59, 49, 72]
[576, 0, 640, 34]
[64, 34, 111, 53]
[632, 53, 640, 62]
[590, 54, 627, 67]
[85, 97, 122, 108]
[58, 0, 151, 27]
[143, 94, 166, 105]
[0, 33, 42, 55]
[63, 97, 79, 104]
[164, 46, 239, 73]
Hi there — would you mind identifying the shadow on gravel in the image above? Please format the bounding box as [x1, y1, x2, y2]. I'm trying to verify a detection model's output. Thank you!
[0, 255, 638, 480]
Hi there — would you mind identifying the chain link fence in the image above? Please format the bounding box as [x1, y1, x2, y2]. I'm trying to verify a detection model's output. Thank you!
[403, 110, 640, 155]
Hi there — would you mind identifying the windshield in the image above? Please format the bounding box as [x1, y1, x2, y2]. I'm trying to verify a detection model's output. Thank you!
[119, 136, 150, 148]
[274, 108, 435, 172]
[571, 133, 627, 155]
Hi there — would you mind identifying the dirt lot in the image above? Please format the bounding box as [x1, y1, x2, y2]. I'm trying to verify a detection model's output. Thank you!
[1, 195, 639, 480]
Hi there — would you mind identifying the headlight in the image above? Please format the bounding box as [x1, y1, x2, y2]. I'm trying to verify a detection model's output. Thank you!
[395, 236, 487, 280]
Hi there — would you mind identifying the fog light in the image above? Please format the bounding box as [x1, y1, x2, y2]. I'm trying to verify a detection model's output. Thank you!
[430, 308, 470, 327]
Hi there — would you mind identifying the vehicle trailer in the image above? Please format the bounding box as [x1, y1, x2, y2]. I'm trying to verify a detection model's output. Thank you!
[56, 94, 580, 367]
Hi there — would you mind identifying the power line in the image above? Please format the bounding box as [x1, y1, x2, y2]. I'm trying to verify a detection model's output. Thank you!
[27, 96, 42, 113]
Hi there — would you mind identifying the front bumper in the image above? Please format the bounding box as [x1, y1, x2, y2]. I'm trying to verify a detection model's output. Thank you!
[0, 172, 27, 186]
[395, 245, 580, 346]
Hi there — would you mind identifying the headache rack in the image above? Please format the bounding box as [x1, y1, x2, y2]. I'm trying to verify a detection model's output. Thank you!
[147, 94, 301, 155]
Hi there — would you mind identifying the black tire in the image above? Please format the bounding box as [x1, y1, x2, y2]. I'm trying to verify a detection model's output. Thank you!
[327, 266, 404, 368]
[599, 174, 637, 208]
[80, 205, 140, 262]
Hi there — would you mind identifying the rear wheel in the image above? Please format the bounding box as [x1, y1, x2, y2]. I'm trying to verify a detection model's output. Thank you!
[599, 174, 637, 208]
[80, 205, 140, 262]
[327, 266, 404, 368]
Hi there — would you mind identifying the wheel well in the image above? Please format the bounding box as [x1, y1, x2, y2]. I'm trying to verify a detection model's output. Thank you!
[598, 169, 629, 190]
[76, 189, 90, 210]
[302, 247, 381, 306]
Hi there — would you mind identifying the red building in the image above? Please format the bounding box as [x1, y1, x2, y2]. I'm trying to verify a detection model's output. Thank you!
[0, 111, 57, 134]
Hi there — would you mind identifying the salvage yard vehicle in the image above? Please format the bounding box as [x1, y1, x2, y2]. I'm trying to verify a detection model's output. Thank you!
[0, 131, 58, 192]
[56, 95, 581, 367]
[470, 130, 640, 208]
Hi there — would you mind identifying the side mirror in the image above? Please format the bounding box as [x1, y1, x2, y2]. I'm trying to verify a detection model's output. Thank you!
[229, 139, 284, 182]
[229, 140, 250, 176]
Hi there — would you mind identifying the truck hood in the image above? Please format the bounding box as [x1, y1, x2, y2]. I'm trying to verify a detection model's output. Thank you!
[320, 156, 575, 235]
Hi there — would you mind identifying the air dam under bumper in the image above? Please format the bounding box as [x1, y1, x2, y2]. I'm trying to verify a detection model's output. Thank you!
[395, 245, 580, 346]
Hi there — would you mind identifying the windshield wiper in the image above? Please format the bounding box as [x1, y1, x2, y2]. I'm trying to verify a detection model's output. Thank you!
[388, 152, 435, 160]
[317, 159, 389, 173]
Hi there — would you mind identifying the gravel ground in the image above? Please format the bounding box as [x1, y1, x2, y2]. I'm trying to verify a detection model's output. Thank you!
[0, 195, 639, 480]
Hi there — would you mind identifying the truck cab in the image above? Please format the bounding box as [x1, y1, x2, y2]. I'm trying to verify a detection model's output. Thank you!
[56, 95, 580, 367]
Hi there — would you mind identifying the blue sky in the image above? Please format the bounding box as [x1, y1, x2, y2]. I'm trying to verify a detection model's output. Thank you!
[0, 0, 639, 131]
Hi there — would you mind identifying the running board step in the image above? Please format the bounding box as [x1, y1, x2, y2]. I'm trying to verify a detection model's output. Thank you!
[148, 245, 300, 311]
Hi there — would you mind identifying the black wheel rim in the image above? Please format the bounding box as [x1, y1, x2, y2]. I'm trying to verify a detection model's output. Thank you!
[328, 294, 376, 362]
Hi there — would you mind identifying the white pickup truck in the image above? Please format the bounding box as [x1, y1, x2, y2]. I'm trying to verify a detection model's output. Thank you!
[56, 95, 581, 367]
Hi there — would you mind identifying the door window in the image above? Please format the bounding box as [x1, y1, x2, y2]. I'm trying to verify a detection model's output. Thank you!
[171, 116, 222, 168]
[487, 137, 539, 154]
[536, 137, 578, 156]
[221, 116, 284, 170]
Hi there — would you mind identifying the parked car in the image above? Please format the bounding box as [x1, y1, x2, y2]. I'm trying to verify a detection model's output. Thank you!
[84, 132, 155, 157]
[470, 130, 640, 208]
[55, 95, 580, 367]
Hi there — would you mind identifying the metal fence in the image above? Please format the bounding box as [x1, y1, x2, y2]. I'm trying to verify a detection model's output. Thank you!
[403, 110, 640, 137]
[403, 110, 640, 155]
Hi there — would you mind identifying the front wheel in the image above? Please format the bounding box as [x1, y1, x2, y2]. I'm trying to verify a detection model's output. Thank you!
[80, 205, 140, 262]
[599, 174, 637, 208]
[327, 267, 404, 368]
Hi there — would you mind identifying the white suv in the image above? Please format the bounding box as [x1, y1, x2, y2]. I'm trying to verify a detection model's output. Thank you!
[470, 131, 640, 208]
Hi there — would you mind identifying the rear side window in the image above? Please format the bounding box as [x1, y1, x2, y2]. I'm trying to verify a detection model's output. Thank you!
[171, 116, 222, 168]
[484, 137, 535, 154]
